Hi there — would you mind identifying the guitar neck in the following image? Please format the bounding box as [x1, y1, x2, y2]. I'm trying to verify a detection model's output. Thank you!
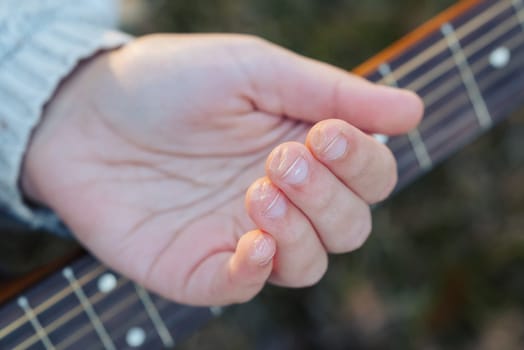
[361, 0, 524, 191]
[1, 0, 523, 348]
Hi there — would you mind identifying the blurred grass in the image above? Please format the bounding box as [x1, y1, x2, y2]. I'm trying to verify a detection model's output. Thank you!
[121, 1, 524, 349]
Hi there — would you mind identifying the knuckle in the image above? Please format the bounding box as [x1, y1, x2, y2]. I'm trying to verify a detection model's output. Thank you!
[236, 34, 269, 48]
[271, 252, 328, 288]
[376, 148, 398, 201]
[329, 206, 371, 253]
[276, 222, 308, 247]
[233, 289, 259, 304]
[315, 188, 339, 214]
[349, 209, 372, 251]
[299, 254, 328, 287]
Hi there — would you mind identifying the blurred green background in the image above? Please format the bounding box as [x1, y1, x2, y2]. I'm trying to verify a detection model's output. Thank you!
[120, 1, 524, 349]
[2, 1, 522, 349]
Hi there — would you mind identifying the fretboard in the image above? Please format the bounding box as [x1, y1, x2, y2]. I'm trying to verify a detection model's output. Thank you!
[369, 0, 524, 190]
[0, 256, 222, 349]
[1, 0, 523, 349]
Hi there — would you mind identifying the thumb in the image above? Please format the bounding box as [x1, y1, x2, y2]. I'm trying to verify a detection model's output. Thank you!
[248, 41, 423, 134]
[186, 230, 275, 306]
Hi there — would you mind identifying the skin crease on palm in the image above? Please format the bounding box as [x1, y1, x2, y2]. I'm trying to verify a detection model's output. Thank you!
[21, 34, 423, 306]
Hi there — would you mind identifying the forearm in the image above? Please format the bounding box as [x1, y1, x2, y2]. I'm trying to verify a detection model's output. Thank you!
[0, 0, 130, 235]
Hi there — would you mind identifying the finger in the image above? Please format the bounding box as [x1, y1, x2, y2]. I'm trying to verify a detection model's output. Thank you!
[245, 177, 328, 287]
[250, 40, 424, 134]
[306, 119, 397, 204]
[184, 230, 275, 305]
[266, 142, 372, 254]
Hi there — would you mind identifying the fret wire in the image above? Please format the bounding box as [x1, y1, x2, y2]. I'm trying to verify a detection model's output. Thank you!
[134, 284, 175, 348]
[54, 282, 169, 350]
[423, 90, 472, 135]
[62, 267, 116, 350]
[385, 8, 523, 151]
[41, 279, 129, 350]
[406, 12, 520, 95]
[54, 281, 139, 350]
[5, 266, 153, 349]
[378, 63, 433, 170]
[394, 53, 524, 178]
[421, 100, 479, 153]
[0, 263, 106, 342]
[513, 0, 524, 30]
[151, 298, 213, 342]
[92, 285, 178, 349]
[404, 28, 523, 150]
[386, 21, 524, 152]
[394, 51, 524, 174]
[15, 297, 56, 350]
[393, 98, 472, 179]
[441, 22, 493, 129]
[13, 278, 128, 350]
[55, 282, 144, 349]
[377, 0, 510, 85]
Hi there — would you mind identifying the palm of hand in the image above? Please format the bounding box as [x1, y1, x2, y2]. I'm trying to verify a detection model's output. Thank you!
[23, 34, 422, 305]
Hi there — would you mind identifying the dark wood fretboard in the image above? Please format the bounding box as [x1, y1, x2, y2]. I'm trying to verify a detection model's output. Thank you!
[1, 0, 523, 349]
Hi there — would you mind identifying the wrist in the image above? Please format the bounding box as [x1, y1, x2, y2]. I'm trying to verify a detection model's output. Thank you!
[20, 51, 111, 208]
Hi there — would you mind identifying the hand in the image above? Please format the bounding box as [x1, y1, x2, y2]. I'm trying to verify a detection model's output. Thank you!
[22, 34, 422, 305]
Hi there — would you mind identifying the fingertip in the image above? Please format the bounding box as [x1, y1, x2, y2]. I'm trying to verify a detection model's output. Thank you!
[246, 177, 287, 219]
[400, 88, 425, 129]
[231, 230, 275, 281]
[227, 230, 274, 303]
[366, 85, 425, 134]
[249, 232, 276, 267]
[407, 90, 425, 126]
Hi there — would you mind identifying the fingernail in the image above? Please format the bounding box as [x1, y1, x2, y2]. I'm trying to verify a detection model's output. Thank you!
[251, 235, 275, 266]
[252, 180, 286, 218]
[281, 157, 308, 184]
[323, 135, 347, 160]
[313, 127, 347, 161]
[264, 192, 286, 218]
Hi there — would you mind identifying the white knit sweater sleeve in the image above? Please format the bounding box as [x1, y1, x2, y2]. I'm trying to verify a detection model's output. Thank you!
[0, 0, 131, 235]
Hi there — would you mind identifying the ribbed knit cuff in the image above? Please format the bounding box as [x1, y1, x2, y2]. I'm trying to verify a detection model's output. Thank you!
[0, 22, 131, 236]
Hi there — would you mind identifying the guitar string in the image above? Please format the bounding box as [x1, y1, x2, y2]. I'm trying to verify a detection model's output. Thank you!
[1, 0, 521, 343]
[18, 275, 167, 350]
[55, 281, 182, 350]
[385, 2, 522, 150]
[393, 37, 524, 175]
[11, 275, 129, 350]
[382, 15, 524, 154]
[409, 11, 521, 120]
[0, 264, 106, 340]
[389, 29, 523, 157]
[53, 281, 139, 350]
[406, 8, 520, 97]
[375, 0, 511, 86]
[421, 31, 523, 134]
[386, 25, 523, 154]
[394, 49, 524, 177]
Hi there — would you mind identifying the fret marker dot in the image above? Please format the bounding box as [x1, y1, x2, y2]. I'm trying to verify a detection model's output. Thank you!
[210, 306, 224, 316]
[373, 134, 389, 144]
[489, 47, 510, 69]
[17, 296, 29, 308]
[97, 273, 117, 293]
[126, 327, 146, 347]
